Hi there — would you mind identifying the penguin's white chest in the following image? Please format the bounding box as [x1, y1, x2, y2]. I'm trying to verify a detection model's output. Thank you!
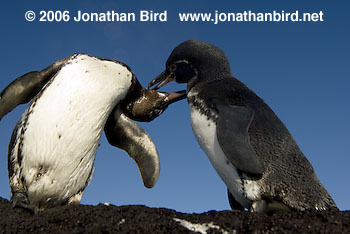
[15, 54, 132, 206]
[189, 104, 261, 208]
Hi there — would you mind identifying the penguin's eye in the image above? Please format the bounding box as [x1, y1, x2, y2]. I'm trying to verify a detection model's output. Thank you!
[174, 62, 196, 83]
[169, 64, 176, 72]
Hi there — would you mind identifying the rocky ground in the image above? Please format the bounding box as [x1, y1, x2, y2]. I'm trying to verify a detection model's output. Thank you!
[0, 197, 349, 233]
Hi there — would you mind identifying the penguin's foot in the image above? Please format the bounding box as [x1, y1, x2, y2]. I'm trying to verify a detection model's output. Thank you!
[250, 200, 291, 213]
[250, 200, 268, 212]
[266, 201, 291, 213]
[11, 192, 39, 214]
[67, 191, 83, 205]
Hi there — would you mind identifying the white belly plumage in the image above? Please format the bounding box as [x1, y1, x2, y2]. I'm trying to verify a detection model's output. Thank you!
[12, 54, 132, 206]
[189, 106, 261, 208]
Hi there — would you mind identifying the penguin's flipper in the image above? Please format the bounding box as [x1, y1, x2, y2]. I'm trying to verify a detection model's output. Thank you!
[0, 56, 71, 120]
[105, 107, 160, 188]
[216, 104, 264, 176]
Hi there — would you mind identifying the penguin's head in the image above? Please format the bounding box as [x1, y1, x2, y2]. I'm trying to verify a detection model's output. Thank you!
[148, 40, 231, 91]
[120, 78, 186, 122]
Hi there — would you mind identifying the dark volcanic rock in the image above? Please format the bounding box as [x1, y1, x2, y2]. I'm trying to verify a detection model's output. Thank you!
[0, 197, 349, 233]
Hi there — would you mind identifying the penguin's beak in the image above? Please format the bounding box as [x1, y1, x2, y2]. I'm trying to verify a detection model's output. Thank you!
[165, 90, 187, 104]
[148, 71, 175, 90]
[148, 70, 186, 105]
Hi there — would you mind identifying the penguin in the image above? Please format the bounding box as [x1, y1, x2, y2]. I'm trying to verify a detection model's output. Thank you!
[0, 53, 185, 211]
[148, 40, 338, 212]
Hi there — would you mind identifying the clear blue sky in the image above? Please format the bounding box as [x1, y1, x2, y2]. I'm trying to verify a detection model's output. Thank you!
[0, 0, 349, 212]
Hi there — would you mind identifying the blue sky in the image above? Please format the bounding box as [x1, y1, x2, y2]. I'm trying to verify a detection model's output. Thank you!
[0, 1, 349, 212]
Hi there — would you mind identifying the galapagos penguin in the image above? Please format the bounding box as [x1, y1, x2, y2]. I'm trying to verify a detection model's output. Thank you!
[148, 40, 337, 212]
[0, 53, 184, 211]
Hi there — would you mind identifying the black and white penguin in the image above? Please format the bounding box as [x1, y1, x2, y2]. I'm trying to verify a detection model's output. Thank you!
[148, 40, 338, 212]
[0, 54, 184, 211]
